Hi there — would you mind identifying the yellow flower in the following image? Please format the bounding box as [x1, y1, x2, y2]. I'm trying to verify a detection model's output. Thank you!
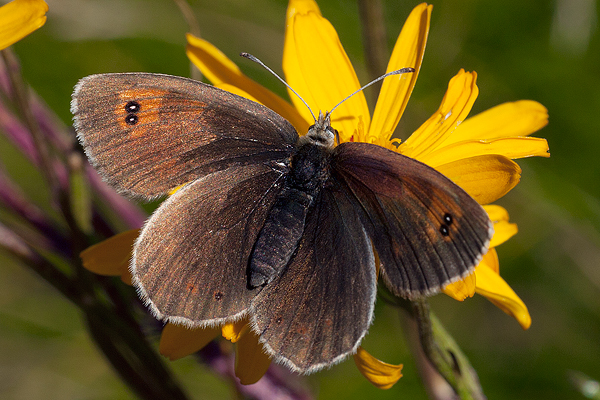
[0, 0, 47, 50]
[82, 0, 547, 389]
[185, 0, 547, 386]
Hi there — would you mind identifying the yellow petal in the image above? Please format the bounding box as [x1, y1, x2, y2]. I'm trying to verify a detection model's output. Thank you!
[185, 33, 241, 85]
[489, 220, 518, 248]
[283, 0, 322, 128]
[482, 248, 499, 274]
[353, 347, 403, 390]
[185, 33, 308, 133]
[80, 229, 139, 276]
[442, 100, 549, 146]
[443, 271, 476, 301]
[286, 0, 321, 15]
[120, 269, 133, 286]
[221, 320, 249, 343]
[284, 0, 369, 142]
[444, 247, 503, 301]
[215, 83, 260, 103]
[435, 155, 521, 205]
[420, 137, 550, 167]
[399, 70, 478, 160]
[475, 264, 531, 330]
[235, 330, 271, 385]
[483, 204, 510, 223]
[369, 4, 432, 145]
[159, 323, 220, 361]
[0, 0, 47, 50]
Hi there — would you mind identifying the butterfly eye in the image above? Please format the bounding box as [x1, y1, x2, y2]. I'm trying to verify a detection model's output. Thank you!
[326, 126, 335, 135]
[308, 124, 315, 131]
[125, 100, 141, 113]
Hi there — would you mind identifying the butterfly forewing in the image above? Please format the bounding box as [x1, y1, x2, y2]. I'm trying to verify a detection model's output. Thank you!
[132, 164, 285, 326]
[332, 142, 493, 298]
[250, 181, 376, 373]
[72, 73, 298, 198]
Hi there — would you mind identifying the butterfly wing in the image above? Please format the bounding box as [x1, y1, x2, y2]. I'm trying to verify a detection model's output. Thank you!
[72, 73, 298, 198]
[250, 180, 376, 373]
[132, 164, 285, 326]
[332, 142, 493, 299]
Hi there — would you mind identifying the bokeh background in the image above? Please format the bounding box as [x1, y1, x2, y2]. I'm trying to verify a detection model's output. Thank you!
[1, 0, 599, 398]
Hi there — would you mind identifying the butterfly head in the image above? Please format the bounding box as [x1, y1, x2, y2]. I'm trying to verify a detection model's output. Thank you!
[303, 111, 337, 148]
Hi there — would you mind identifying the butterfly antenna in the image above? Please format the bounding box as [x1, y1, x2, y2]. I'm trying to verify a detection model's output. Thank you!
[240, 52, 317, 122]
[328, 67, 415, 117]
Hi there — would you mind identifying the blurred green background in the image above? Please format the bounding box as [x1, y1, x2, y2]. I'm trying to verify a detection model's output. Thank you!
[1, 0, 599, 398]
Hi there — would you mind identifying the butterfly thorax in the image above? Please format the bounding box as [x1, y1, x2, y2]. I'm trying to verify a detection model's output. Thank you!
[289, 142, 331, 193]
[288, 111, 335, 193]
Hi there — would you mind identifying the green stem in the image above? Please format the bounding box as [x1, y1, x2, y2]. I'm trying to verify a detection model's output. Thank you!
[411, 299, 486, 400]
[357, 0, 389, 105]
[86, 306, 190, 400]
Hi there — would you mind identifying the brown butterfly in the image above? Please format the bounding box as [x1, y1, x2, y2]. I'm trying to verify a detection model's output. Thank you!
[72, 72, 493, 373]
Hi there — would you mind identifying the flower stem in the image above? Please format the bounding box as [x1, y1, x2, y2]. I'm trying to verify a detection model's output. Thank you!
[411, 299, 486, 400]
[357, 0, 389, 104]
[85, 305, 191, 400]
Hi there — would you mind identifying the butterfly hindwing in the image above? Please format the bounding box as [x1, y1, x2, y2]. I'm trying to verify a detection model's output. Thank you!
[250, 180, 376, 373]
[332, 142, 493, 298]
[132, 164, 285, 326]
[72, 73, 298, 198]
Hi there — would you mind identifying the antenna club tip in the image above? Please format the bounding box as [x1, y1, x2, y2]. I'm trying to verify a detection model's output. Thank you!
[240, 51, 262, 64]
[391, 67, 415, 74]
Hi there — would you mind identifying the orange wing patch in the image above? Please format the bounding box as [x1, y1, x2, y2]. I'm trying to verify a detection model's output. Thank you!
[116, 89, 167, 133]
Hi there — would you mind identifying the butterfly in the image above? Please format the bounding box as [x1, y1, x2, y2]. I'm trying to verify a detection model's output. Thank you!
[71, 72, 493, 373]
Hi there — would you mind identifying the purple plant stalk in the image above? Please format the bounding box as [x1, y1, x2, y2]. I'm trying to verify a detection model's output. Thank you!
[0, 221, 80, 303]
[0, 99, 39, 164]
[85, 164, 147, 230]
[30, 91, 72, 153]
[0, 168, 70, 255]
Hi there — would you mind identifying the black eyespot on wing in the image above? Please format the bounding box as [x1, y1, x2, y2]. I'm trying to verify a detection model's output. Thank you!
[439, 224, 450, 236]
[331, 142, 493, 298]
[125, 114, 138, 125]
[125, 100, 140, 113]
[444, 213, 453, 225]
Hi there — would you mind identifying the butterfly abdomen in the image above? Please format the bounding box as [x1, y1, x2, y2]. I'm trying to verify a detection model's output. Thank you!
[248, 143, 332, 288]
